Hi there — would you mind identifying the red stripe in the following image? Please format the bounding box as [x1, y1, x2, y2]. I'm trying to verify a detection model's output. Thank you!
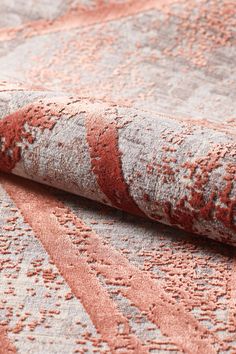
[86, 113, 145, 216]
[1, 174, 147, 353]
[228, 252, 236, 332]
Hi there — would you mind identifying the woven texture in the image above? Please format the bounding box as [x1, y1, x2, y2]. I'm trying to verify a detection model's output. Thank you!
[0, 1, 236, 353]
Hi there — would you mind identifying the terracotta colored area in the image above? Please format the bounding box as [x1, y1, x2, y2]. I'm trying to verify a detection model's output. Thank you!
[2, 173, 236, 352]
[66, 189, 236, 352]
[1, 174, 220, 353]
[0, 325, 16, 353]
[0, 100, 58, 172]
[86, 112, 145, 216]
[0, 179, 112, 353]
[0, 91, 235, 244]
[1, 175, 147, 353]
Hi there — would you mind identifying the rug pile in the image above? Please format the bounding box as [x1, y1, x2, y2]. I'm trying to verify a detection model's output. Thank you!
[0, 1, 235, 353]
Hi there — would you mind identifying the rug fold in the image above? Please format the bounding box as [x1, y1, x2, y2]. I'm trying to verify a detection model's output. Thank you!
[0, 87, 235, 245]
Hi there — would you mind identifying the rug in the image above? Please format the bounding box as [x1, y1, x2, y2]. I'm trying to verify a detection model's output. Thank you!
[0, 1, 236, 353]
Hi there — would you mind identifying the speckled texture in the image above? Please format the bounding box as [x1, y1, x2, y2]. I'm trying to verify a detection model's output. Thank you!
[0, 1, 235, 353]
[0, 90, 235, 244]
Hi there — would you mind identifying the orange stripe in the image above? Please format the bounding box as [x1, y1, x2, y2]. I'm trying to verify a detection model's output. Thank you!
[0, 174, 146, 353]
[1, 174, 218, 353]
[0, 326, 16, 354]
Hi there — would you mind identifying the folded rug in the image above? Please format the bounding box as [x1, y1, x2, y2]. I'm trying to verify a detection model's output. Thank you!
[0, 88, 235, 245]
[0, 1, 236, 353]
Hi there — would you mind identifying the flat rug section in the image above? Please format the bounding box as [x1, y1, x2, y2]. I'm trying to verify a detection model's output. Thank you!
[1, 173, 236, 353]
[0, 1, 235, 353]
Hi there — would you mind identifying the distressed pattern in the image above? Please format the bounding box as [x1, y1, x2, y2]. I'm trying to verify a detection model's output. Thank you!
[0, 91, 235, 244]
[0, 0, 236, 353]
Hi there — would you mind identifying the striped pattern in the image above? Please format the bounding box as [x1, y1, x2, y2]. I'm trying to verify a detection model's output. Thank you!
[0, 92, 235, 244]
[0, 1, 236, 352]
[1, 173, 236, 353]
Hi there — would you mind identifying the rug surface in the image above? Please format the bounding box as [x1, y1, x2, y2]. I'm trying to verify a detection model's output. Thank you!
[0, 1, 236, 353]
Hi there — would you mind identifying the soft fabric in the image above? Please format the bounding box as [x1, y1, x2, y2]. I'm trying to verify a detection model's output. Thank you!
[0, 89, 235, 244]
[0, 1, 235, 353]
